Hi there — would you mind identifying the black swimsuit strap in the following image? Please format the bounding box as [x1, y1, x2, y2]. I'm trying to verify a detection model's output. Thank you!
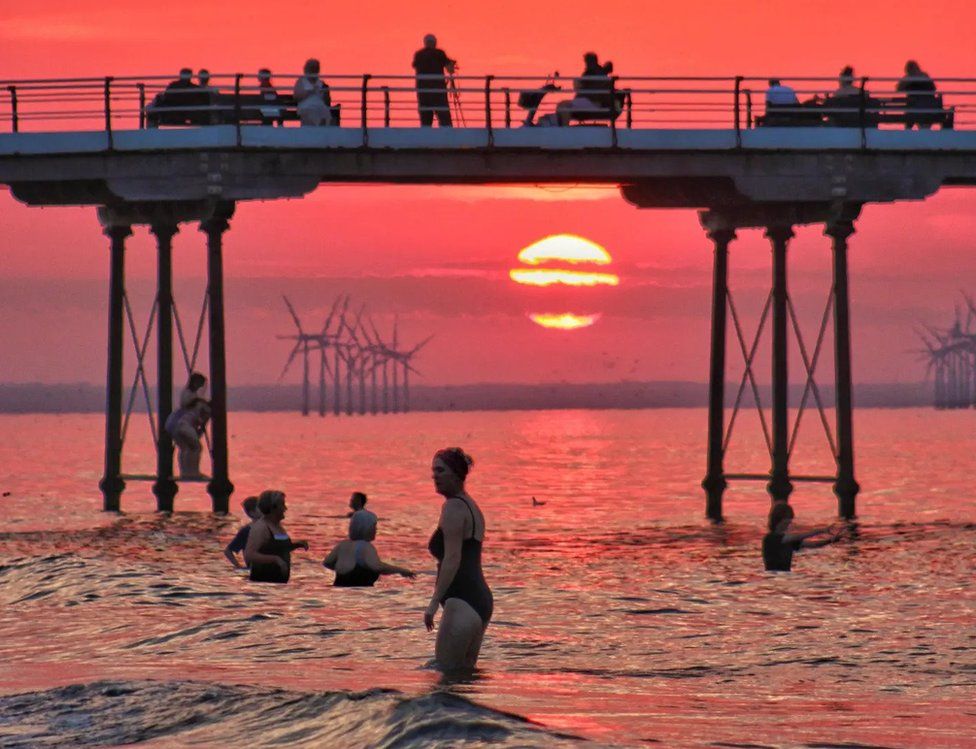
[448, 496, 479, 541]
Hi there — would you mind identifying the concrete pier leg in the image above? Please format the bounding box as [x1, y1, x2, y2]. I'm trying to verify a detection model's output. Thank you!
[766, 224, 794, 503]
[99, 220, 132, 512]
[152, 222, 179, 512]
[702, 225, 735, 521]
[201, 210, 234, 514]
[826, 219, 859, 519]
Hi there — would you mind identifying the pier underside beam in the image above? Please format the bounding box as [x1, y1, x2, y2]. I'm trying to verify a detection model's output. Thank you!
[826, 212, 861, 518]
[152, 221, 179, 512]
[98, 216, 131, 511]
[202, 203, 236, 514]
[700, 214, 736, 521]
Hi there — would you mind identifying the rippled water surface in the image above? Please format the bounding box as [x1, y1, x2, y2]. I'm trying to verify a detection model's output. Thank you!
[1, 409, 974, 747]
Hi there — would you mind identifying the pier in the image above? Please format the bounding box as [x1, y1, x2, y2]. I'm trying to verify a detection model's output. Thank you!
[3, 71, 976, 518]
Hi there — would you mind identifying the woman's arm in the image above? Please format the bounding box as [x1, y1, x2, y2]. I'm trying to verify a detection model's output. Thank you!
[362, 544, 415, 577]
[223, 545, 242, 568]
[322, 544, 340, 570]
[424, 501, 466, 629]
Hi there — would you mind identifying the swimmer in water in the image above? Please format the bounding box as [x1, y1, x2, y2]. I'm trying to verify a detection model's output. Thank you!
[244, 490, 309, 583]
[425, 447, 493, 673]
[223, 495, 261, 569]
[762, 502, 847, 572]
[322, 510, 415, 587]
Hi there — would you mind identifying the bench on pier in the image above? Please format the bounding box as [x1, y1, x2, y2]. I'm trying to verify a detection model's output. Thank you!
[146, 90, 341, 128]
[755, 93, 954, 129]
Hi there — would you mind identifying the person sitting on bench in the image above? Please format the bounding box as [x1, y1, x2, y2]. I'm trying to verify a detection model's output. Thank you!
[556, 52, 616, 125]
[294, 58, 332, 126]
[257, 68, 283, 126]
[897, 60, 939, 130]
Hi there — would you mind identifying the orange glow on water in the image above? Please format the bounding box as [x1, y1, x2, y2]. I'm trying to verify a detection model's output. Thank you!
[529, 313, 600, 330]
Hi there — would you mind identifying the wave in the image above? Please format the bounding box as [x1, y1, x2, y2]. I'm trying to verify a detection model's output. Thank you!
[0, 680, 587, 748]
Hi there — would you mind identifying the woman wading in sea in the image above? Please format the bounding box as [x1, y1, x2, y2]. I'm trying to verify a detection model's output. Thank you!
[425, 447, 493, 673]
[244, 490, 309, 583]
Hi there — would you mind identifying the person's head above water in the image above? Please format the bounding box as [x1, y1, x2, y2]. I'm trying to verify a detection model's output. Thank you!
[241, 496, 260, 520]
[348, 509, 378, 541]
[423, 33, 437, 49]
[768, 502, 795, 532]
[349, 491, 367, 512]
[258, 489, 286, 519]
[187, 372, 206, 391]
[432, 447, 474, 496]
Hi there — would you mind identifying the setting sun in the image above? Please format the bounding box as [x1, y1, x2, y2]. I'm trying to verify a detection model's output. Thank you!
[511, 234, 618, 330]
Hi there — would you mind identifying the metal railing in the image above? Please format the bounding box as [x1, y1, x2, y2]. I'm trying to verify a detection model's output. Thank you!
[1, 72, 974, 139]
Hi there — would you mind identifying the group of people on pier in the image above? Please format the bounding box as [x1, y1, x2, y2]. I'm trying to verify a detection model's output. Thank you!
[764, 60, 949, 129]
[221, 447, 493, 675]
[153, 36, 621, 129]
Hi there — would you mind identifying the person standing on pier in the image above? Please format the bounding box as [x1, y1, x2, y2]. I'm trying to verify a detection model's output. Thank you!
[412, 34, 456, 127]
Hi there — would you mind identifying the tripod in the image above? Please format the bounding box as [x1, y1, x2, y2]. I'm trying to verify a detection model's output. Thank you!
[447, 65, 466, 126]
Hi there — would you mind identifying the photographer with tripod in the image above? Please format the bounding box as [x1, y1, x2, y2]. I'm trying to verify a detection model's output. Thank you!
[412, 34, 457, 127]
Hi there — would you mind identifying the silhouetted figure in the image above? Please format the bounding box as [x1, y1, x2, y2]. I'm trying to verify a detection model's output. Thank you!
[294, 58, 332, 126]
[412, 34, 456, 127]
[825, 66, 863, 127]
[762, 502, 846, 571]
[556, 52, 616, 125]
[152, 67, 206, 126]
[224, 496, 261, 568]
[897, 60, 939, 130]
[425, 447, 493, 674]
[244, 490, 309, 583]
[323, 510, 415, 587]
[346, 491, 368, 517]
[257, 68, 282, 126]
[531, 496, 546, 506]
[164, 372, 210, 479]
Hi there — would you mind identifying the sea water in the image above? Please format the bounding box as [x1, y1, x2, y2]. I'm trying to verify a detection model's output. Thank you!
[0, 409, 973, 747]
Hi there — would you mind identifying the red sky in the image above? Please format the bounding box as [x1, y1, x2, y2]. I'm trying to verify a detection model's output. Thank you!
[1, 0, 975, 387]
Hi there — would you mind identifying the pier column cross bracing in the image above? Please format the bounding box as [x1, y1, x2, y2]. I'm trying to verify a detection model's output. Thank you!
[98, 216, 132, 512]
[826, 215, 861, 518]
[766, 224, 796, 503]
[201, 202, 236, 514]
[701, 216, 736, 521]
[151, 221, 179, 512]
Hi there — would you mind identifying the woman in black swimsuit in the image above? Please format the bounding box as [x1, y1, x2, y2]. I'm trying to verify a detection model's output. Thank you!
[244, 489, 309, 583]
[323, 510, 415, 587]
[425, 447, 493, 672]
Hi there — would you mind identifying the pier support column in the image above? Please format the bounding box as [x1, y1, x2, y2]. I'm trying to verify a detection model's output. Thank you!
[826, 219, 859, 519]
[99, 219, 132, 512]
[201, 206, 235, 514]
[766, 224, 794, 503]
[701, 222, 735, 521]
[152, 221, 179, 512]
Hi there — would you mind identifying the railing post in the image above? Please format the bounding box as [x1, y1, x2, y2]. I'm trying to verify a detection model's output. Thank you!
[734, 75, 743, 147]
[858, 76, 868, 149]
[382, 85, 390, 127]
[234, 73, 242, 146]
[104, 76, 114, 149]
[7, 85, 18, 133]
[610, 76, 618, 147]
[361, 74, 371, 146]
[137, 83, 146, 130]
[485, 75, 494, 146]
[504, 88, 511, 128]
[745, 89, 753, 129]
[625, 91, 632, 129]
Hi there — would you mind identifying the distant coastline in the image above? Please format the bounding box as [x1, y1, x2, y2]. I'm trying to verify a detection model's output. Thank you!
[0, 381, 933, 413]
